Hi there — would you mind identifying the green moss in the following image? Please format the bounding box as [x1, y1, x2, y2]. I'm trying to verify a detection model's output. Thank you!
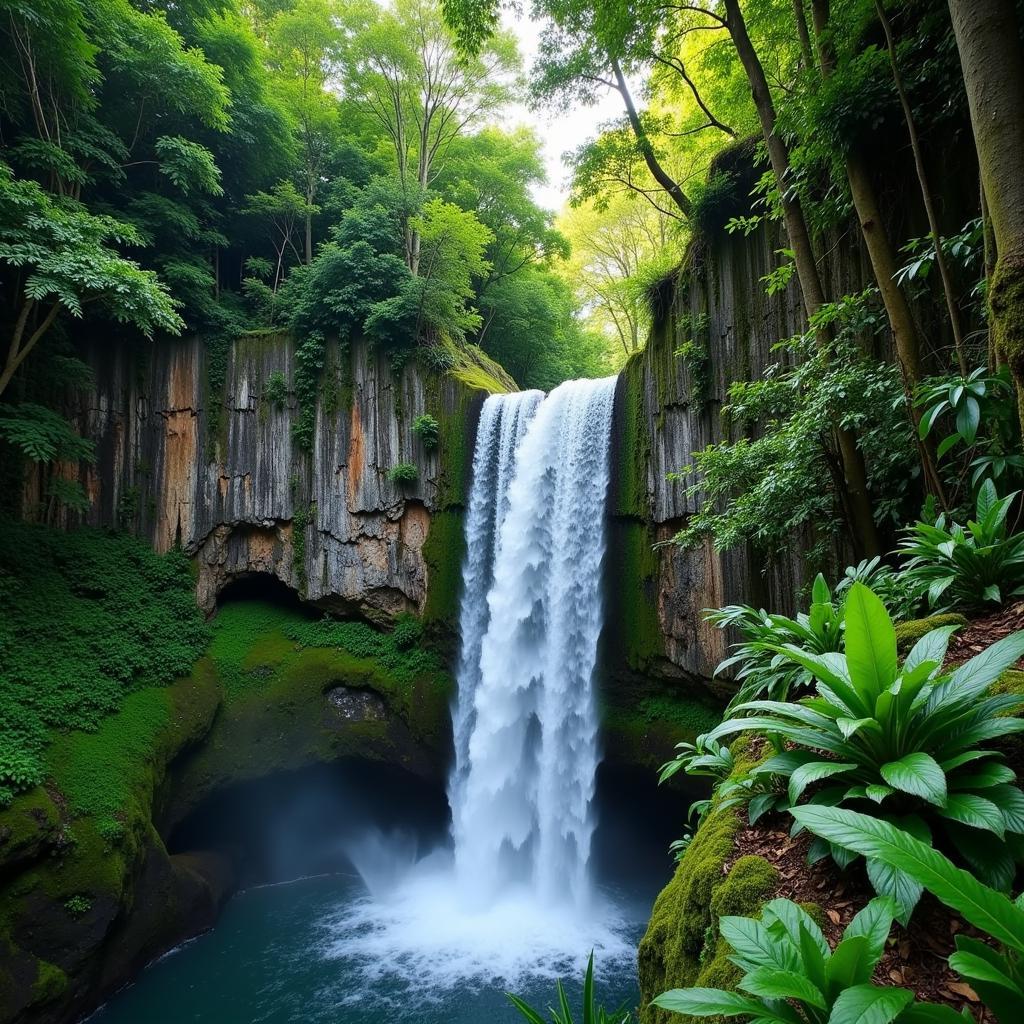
[613, 351, 652, 520]
[446, 341, 516, 395]
[638, 736, 777, 1024]
[613, 520, 665, 672]
[993, 669, 1024, 697]
[894, 613, 968, 654]
[421, 509, 467, 633]
[0, 521, 210, 805]
[0, 787, 61, 863]
[30, 958, 67, 1005]
[602, 691, 722, 774]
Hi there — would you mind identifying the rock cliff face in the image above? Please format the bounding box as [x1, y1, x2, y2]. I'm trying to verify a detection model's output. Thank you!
[25, 335, 513, 622]
[608, 218, 873, 686]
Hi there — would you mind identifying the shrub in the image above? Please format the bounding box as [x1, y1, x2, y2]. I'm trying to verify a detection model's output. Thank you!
[794, 805, 1024, 1024]
[388, 462, 418, 485]
[707, 583, 1024, 916]
[64, 895, 92, 918]
[263, 370, 288, 409]
[706, 574, 844, 711]
[391, 613, 423, 651]
[835, 556, 922, 620]
[899, 480, 1024, 610]
[411, 413, 439, 449]
[654, 895, 951, 1023]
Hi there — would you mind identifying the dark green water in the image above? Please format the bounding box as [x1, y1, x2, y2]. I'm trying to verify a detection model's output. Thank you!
[87, 870, 649, 1024]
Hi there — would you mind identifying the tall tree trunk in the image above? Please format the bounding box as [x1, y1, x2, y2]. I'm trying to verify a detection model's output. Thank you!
[948, 0, 1024, 437]
[874, 0, 967, 375]
[611, 56, 693, 219]
[793, 0, 815, 70]
[724, 0, 881, 556]
[812, 0, 947, 504]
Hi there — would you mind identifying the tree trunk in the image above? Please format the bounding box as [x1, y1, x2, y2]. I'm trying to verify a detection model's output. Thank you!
[724, 0, 881, 556]
[811, 0, 946, 503]
[948, 0, 1024, 436]
[611, 56, 693, 219]
[875, 0, 967, 375]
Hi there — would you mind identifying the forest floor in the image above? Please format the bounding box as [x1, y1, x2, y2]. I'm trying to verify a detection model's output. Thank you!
[725, 817, 993, 1020]
[947, 600, 1024, 668]
[717, 605, 1024, 1021]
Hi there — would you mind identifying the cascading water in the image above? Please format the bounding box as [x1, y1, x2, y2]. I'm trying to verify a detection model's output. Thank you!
[448, 389, 544, 821]
[452, 377, 618, 907]
[318, 376, 635, 998]
[89, 377, 664, 1024]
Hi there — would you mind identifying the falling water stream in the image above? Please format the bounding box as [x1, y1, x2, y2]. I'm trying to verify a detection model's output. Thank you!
[89, 377, 675, 1024]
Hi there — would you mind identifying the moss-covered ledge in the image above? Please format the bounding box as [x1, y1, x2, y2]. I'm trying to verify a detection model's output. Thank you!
[0, 600, 453, 1024]
[637, 736, 777, 1024]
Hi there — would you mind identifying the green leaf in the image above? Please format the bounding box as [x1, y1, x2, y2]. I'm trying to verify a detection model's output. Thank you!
[947, 950, 1023, 994]
[826, 984, 913, 1024]
[843, 584, 898, 697]
[826, 935, 873, 993]
[789, 761, 858, 804]
[719, 916, 799, 972]
[844, 897, 900, 963]
[879, 753, 947, 806]
[790, 806, 1024, 951]
[762, 899, 830, 959]
[739, 967, 826, 1009]
[507, 993, 549, 1024]
[651, 988, 767, 1016]
[939, 793, 1006, 837]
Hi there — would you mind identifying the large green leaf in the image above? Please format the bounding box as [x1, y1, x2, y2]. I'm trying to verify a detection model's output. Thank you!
[789, 761, 857, 804]
[790, 806, 1024, 951]
[843, 583, 898, 697]
[879, 753, 947, 806]
[826, 935, 873, 993]
[739, 967, 826, 1009]
[929, 631, 1024, 709]
[719, 916, 799, 972]
[827, 984, 913, 1024]
[843, 897, 899, 963]
[939, 793, 1006, 836]
[762, 899, 830, 959]
[651, 988, 766, 1017]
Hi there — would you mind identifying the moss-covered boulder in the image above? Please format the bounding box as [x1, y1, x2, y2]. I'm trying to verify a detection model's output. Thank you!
[637, 737, 777, 1024]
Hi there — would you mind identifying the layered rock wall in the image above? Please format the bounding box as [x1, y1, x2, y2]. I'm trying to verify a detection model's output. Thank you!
[25, 335, 510, 621]
[609, 219, 874, 685]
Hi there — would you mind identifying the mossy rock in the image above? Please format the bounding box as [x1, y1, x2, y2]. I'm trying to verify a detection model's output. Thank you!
[165, 604, 452, 825]
[894, 613, 968, 654]
[637, 736, 777, 1024]
[601, 691, 721, 775]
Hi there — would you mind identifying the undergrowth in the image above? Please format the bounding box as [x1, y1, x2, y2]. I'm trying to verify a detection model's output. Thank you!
[0, 522, 209, 805]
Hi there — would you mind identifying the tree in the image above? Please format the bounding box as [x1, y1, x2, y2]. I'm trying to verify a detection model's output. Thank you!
[557, 195, 677, 363]
[719, 0, 880, 556]
[244, 179, 318, 292]
[0, 162, 183, 397]
[344, 0, 518, 273]
[947, 0, 1024, 440]
[267, 0, 345, 264]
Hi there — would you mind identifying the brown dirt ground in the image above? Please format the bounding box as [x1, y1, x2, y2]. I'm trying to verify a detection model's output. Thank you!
[946, 600, 1024, 668]
[724, 816, 994, 1021]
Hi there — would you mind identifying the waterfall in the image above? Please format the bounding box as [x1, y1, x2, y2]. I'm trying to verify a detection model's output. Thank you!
[322, 377, 633, 994]
[450, 376, 618, 907]
[449, 389, 544, 820]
